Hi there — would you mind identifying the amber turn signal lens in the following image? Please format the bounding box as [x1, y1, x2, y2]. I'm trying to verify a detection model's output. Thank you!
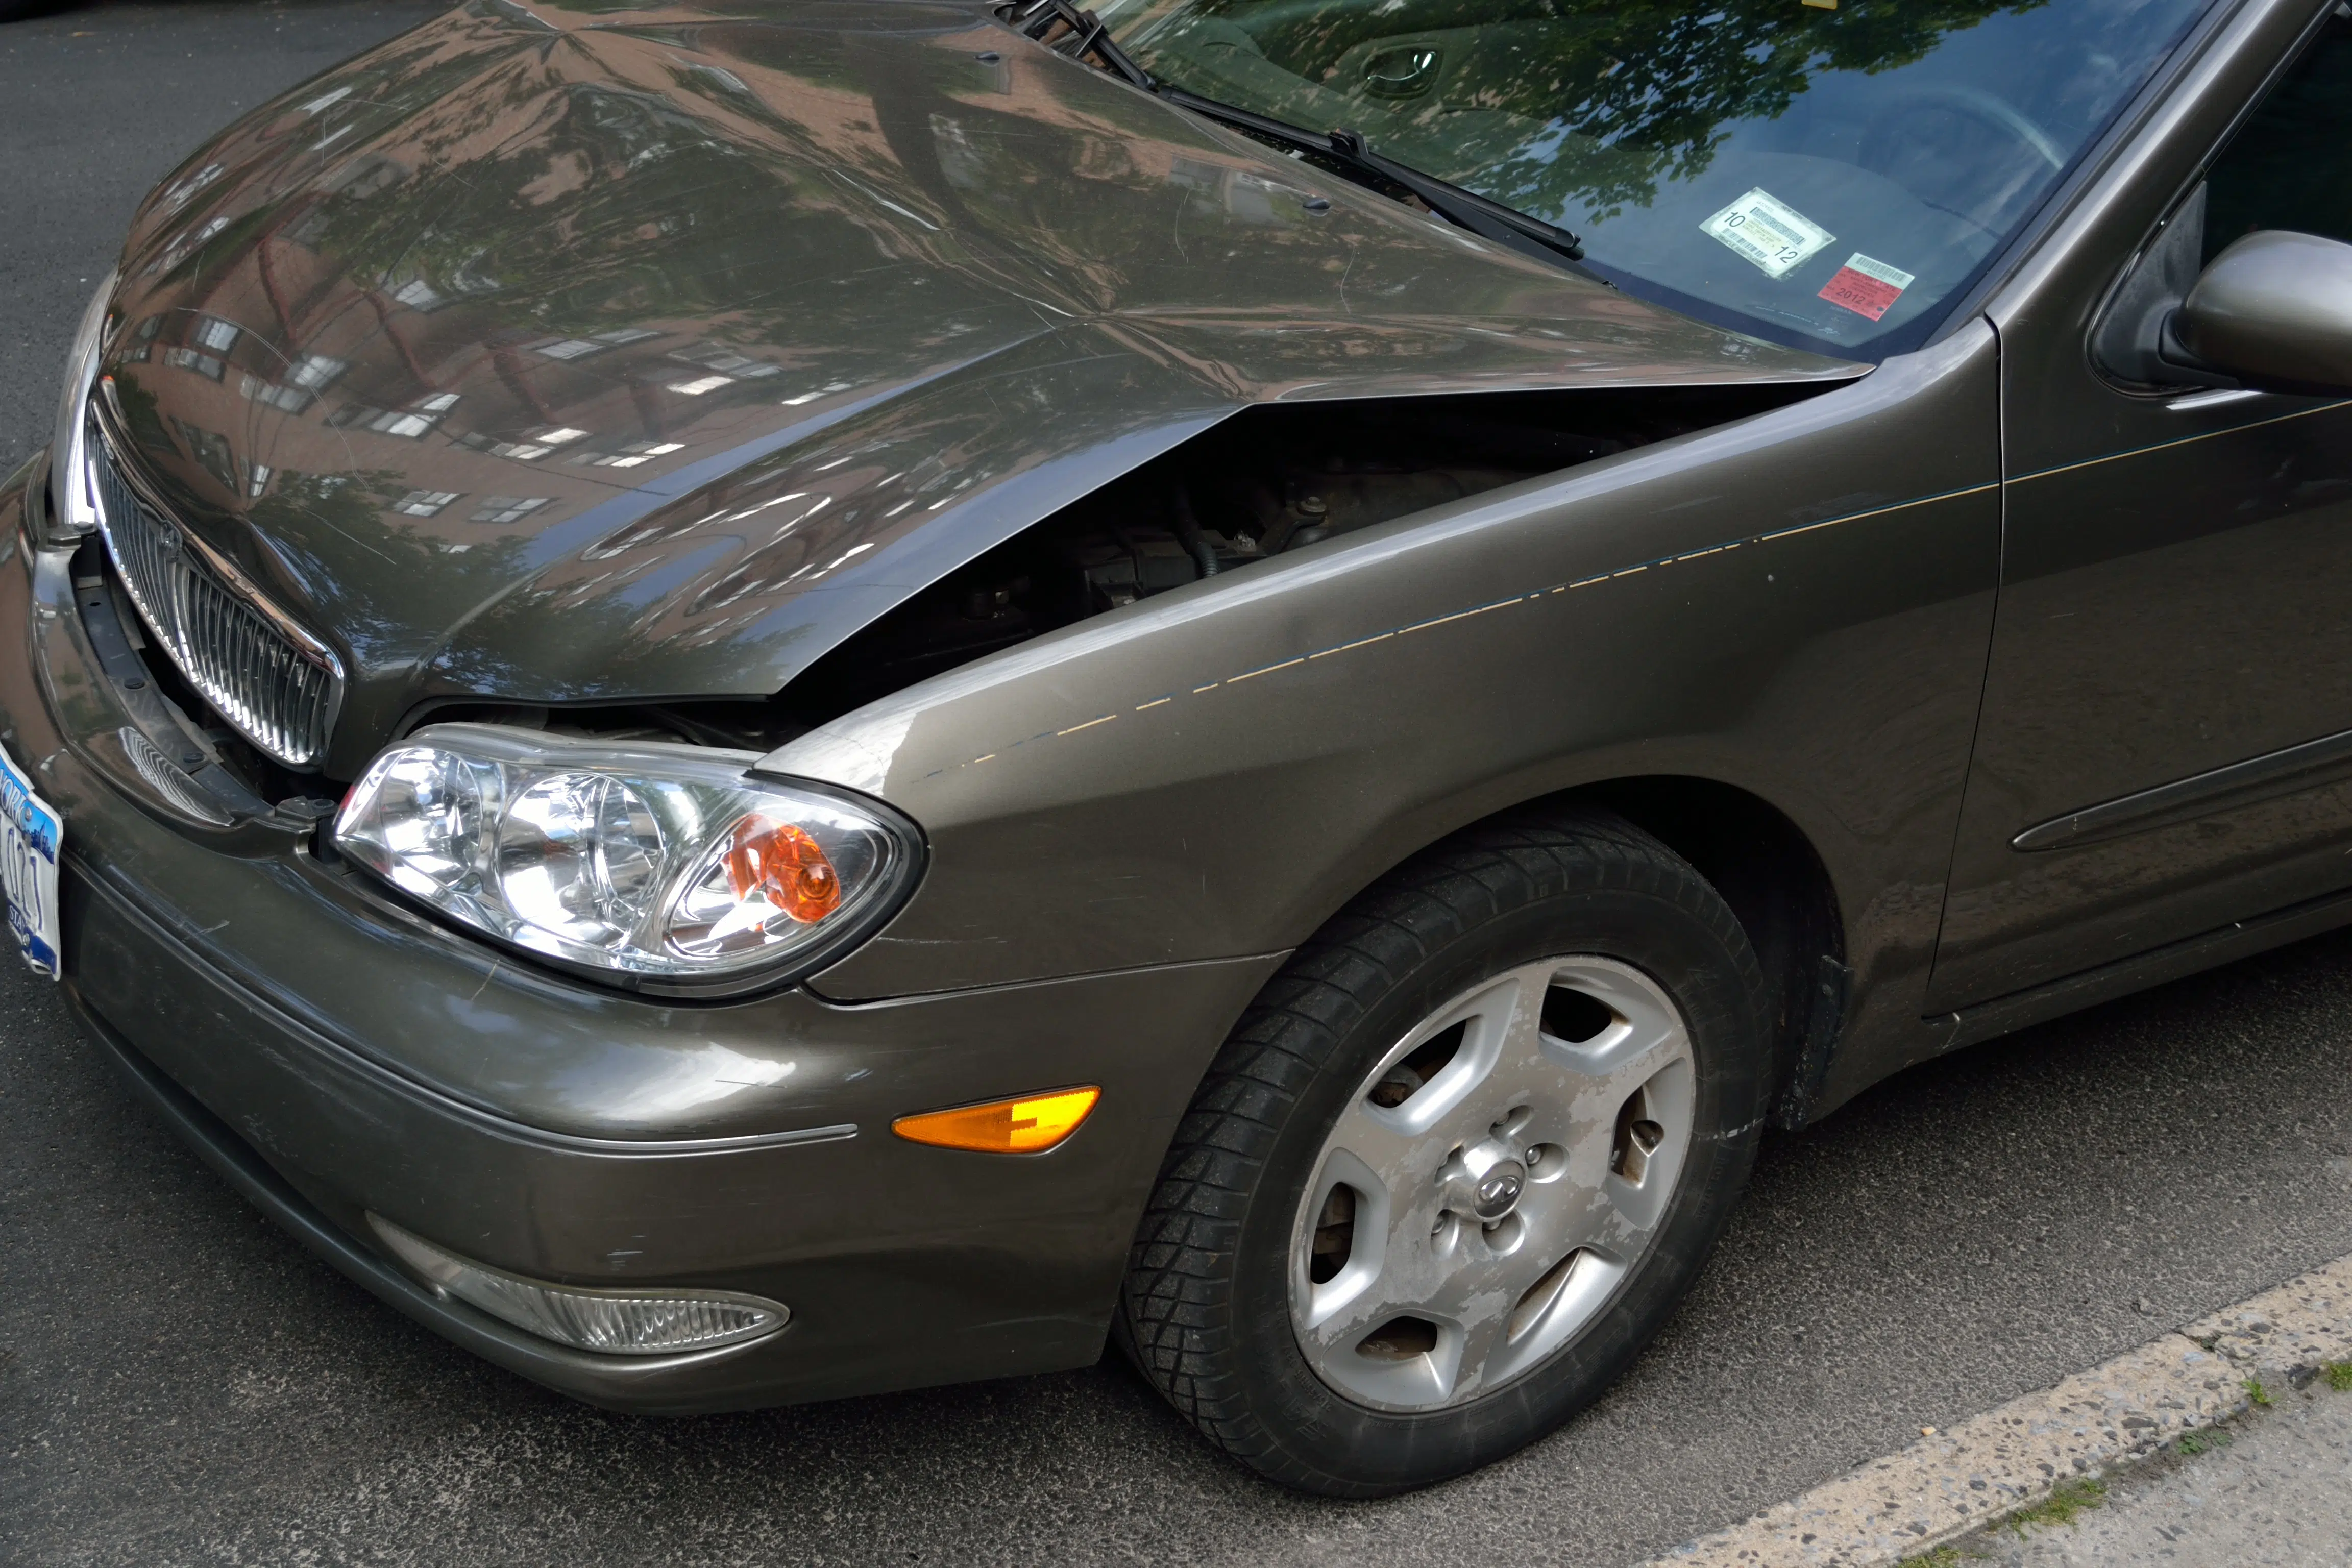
[722, 813, 841, 923]
[892, 1087, 1101, 1154]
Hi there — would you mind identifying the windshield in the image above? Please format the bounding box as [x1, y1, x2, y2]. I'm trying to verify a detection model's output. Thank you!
[1099, 0, 2213, 358]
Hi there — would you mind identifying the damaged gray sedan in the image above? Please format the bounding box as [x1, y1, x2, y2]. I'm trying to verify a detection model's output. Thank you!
[11, 0, 2352, 1496]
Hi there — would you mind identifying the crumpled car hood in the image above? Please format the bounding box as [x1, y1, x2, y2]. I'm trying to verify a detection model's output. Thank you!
[95, 0, 1856, 774]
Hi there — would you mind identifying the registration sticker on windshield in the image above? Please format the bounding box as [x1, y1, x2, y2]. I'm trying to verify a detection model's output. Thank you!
[1818, 253, 1918, 321]
[1700, 188, 1834, 279]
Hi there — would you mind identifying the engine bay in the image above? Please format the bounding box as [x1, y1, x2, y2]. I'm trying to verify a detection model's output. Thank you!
[774, 383, 1815, 728]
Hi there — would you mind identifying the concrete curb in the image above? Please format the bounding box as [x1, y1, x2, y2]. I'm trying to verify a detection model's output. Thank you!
[1635, 1253, 2352, 1567]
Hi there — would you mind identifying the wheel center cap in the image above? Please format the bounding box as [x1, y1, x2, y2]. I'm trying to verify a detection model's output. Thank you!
[1472, 1160, 1526, 1221]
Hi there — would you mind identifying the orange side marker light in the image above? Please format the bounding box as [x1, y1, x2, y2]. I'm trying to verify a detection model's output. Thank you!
[892, 1087, 1101, 1154]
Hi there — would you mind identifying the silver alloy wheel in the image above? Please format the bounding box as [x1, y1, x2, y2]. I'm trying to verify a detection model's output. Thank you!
[1287, 955, 1697, 1412]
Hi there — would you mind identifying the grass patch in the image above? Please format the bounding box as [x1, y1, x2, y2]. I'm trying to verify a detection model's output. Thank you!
[1896, 1548, 1969, 1568]
[2177, 1428, 2233, 1456]
[2006, 1478, 2107, 1537]
[2324, 1360, 2352, 1393]
[2245, 1377, 2275, 1408]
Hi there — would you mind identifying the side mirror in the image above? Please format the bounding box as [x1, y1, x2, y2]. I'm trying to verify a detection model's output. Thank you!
[2165, 230, 2352, 393]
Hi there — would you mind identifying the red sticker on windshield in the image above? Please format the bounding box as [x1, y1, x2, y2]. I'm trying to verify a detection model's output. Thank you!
[1818, 253, 1917, 321]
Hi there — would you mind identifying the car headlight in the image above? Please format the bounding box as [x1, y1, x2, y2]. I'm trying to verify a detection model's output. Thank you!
[45, 271, 117, 545]
[334, 725, 923, 993]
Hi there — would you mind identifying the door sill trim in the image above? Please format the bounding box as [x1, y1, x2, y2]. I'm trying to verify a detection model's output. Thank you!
[2013, 723, 2352, 851]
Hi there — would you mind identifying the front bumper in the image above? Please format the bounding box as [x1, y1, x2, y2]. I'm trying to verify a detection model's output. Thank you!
[0, 463, 1280, 1412]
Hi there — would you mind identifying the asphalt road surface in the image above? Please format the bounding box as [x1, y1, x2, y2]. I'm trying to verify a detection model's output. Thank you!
[5, 6, 2352, 1565]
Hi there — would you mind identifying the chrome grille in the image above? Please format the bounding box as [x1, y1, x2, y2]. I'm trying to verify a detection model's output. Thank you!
[87, 424, 342, 767]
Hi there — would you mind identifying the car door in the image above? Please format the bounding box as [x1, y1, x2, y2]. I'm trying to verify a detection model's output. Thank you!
[1929, 0, 2352, 1011]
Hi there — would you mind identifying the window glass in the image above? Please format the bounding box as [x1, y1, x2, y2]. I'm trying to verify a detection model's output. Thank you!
[1103, 0, 2214, 360]
[2204, 12, 2352, 262]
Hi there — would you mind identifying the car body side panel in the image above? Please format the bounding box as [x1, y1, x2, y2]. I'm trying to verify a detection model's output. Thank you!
[1935, 0, 2352, 1008]
[782, 323, 2004, 1114]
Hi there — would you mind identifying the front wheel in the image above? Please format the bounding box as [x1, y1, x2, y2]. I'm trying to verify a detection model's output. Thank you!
[1120, 805, 1776, 1495]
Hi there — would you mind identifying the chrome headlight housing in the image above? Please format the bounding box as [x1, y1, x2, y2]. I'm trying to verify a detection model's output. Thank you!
[45, 271, 117, 545]
[335, 725, 923, 994]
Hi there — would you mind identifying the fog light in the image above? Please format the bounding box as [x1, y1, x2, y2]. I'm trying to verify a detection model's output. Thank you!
[367, 1214, 788, 1356]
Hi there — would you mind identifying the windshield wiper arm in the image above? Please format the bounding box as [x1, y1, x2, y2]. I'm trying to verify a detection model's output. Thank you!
[1149, 88, 1585, 264]
[997, 3, 1585, 267]
[1003, 0, 1158, 91]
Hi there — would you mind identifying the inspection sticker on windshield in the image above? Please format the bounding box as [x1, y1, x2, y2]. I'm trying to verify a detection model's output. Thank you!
[0, 741, 61, 979]
[1700, 188, 1834, 279]
[1818, 253, 1918, 321]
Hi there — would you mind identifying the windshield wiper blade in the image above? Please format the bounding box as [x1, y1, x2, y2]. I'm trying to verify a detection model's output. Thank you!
[1330, 126, 1585, 263]
[1150, 88, 1585, 265]
[996, 6, 1585, 268]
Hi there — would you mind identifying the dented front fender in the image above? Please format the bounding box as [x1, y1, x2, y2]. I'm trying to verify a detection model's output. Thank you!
[776, 324, 2001, 1107]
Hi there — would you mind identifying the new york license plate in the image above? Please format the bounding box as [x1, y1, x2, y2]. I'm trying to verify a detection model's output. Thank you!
[0, 741, 62, 977]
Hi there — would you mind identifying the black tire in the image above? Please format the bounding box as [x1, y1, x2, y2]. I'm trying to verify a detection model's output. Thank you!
[1119, 804, 1775, 1496]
